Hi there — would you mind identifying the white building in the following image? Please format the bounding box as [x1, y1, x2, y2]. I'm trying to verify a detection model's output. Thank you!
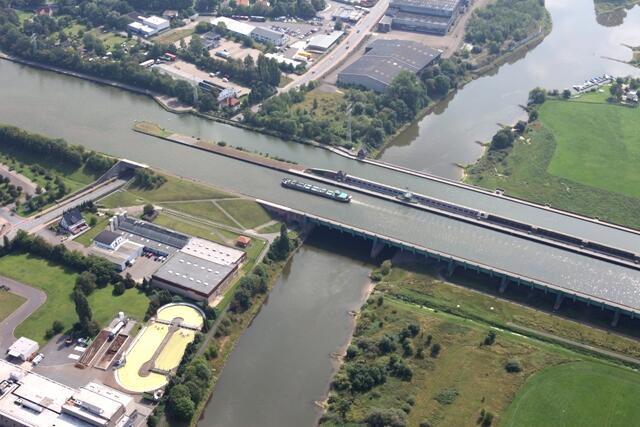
[0, 360, 139, 427]
[127, 21, 156, 37]
[251, 26, 288, 46]
[210, 17, 255, 37]
[7, 337, 39, 362]
[265, 53, 304, 69]
[142, 15, 170, 32]
[306, 31, 344, 52]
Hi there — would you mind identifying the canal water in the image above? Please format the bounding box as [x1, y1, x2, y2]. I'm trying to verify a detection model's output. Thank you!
[198, 240, 374, 427]
[380, 0, 640, 178]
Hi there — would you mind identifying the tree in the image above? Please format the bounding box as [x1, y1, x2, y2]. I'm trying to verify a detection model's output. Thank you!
[365, 408, 407, 427]
[122, 273, 136, 289]
[73, 289, 92, 324]
[268, 223, 291, 261]
[490, 128, 514, 150]
[483, 330, 496, 345]
[76, 271, 97, 295]
[377, 335, 396, 354]
[528, 87, 546, 104]
[528, 109, 539, 122]
[430, 342, 441, 358]
[562, 89, 571, 99]
[113, 281, 125, 296]
[143, 203, 155, 217]
[505, 358, 523, 373]
[167, 385, 195, 422]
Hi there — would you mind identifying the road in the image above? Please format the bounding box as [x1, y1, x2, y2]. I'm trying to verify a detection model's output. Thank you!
[281, 0, 391, 92]
[4, 179, 127, 240]
[0, 276, 46, 352]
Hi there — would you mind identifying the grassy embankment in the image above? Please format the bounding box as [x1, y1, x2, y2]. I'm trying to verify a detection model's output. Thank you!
[465, 90, 640, 228]
[99, 173, 275, 244]
[322, 265, 640, 427]
[0, 253, 148, 344]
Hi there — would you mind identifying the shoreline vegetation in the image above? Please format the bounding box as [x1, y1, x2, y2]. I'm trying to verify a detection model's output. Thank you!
[320, 261, 640, 427]
[465, 80, 640, 229]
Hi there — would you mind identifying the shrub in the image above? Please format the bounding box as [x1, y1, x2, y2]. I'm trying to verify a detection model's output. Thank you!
[433, 388, 459, 405]
[365, 408, 407, 427]
[112, 281, 125, 296]
[505, 358, 523, 373]
[430, 343, 441, 358]
[483, 330, 496, 346]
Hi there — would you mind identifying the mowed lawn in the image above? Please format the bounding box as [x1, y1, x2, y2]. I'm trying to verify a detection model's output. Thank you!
[0, 291, 26, 321]
[540, 99, 640, 198]
[0, 254, 148, 344]
[501, 361, 640, 427]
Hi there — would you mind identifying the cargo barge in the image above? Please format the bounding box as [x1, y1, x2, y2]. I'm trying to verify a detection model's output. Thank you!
[281, 178, 351, 203]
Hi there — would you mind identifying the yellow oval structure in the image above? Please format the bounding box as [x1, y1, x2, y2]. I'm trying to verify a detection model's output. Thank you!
[115, 304, 205, 393]
[115, 324, 169, 393]
[157, 304, 205, 329]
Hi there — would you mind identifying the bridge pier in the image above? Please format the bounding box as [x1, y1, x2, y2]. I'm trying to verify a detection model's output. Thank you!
[446, 261, 457, 277]
[370, 240, 385, 258]
[499, 277, 509, 293]
[553, 293, 564, 311]
[611, 310, 620, 327]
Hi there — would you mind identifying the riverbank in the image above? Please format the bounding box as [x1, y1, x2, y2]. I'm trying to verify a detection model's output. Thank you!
[321, 262, 640, 426]
[464, 87, 640, 229]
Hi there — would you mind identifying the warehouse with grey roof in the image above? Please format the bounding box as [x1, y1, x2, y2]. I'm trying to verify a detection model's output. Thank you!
[385, 0, 463, 35]
[338, 39, 440, 92]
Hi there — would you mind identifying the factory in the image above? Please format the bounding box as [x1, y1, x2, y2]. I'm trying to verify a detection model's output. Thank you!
[127, 15, 170, 37]
[384, 0, 463, 35]
[211, 16, 255, 37]
[250, 26, 288, 46]
[332, 7, 365, 23]
[0, 359, 136, 427]
[152, 238, 246, 304]
[338, 39, 440, 92]
[89, 229, 144, 272]
[306, 31, 344, 52]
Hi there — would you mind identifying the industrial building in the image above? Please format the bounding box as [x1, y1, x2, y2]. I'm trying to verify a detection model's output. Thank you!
[385, 0, 462, 35]
[338, 39, 440, 92]
[127, 15, 170, 37]
[152, 238, 245, 304]
[250, 26, 288, 46]
[389, 0, 460, 17]
[110, 213, 189, 256]
[306, 31, 344, 52]
[387, 10, 453, 35]
[332, 7, 364, 23]
[6, 337, 39, 362]
[211, 16, 255, 37]
[89, 239, 144, 272]
[0, 359, 137, 427]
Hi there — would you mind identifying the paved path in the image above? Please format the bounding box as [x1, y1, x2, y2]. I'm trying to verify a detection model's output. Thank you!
[0, 276, 46, 352]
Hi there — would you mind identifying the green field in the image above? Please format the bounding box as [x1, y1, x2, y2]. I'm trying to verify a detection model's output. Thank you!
[160, 201, 237, 227]
[216, 199, 272, 229]
[541, 99, 640, 198]
[465, 94, 640, 228]
[501, 361, 640, 427]
[0, 254, 148, 344]
[0, 291, 26, 321]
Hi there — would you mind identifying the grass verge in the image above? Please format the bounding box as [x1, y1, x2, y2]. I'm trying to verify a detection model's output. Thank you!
[0, 291, 26, 321]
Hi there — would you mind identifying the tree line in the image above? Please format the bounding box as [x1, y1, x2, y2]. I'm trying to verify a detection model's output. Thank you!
[465, 0, 547, 54]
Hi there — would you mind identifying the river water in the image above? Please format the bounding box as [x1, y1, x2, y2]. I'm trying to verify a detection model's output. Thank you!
[1, 0, 640, 425]
[380, 0, 640, 178]
[199, 241, 373, 427]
